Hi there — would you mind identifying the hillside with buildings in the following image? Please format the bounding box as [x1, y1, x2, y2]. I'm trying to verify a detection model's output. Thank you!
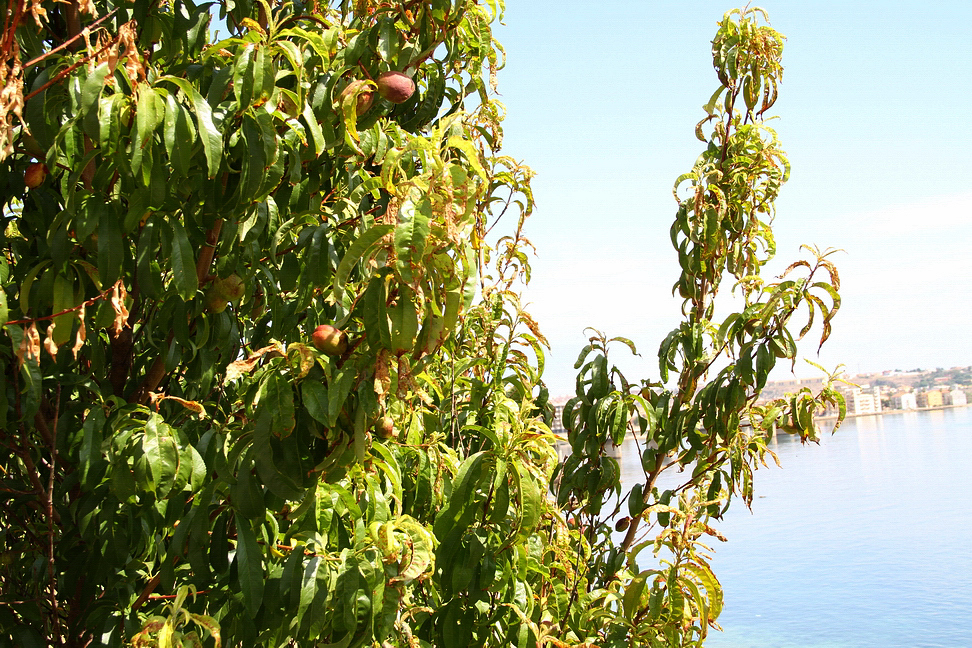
[547, 366, 972, 437]
[755, 366, 972, 417]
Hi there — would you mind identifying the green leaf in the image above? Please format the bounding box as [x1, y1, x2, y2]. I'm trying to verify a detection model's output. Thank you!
[132, 85, 163, 179]
[327, 366, 355, 428]
[623, 571, 650, 621]
[164, 93, 196, 177]
[261, 371, 296, 437]
[297, 555, 323, 630]
[332, 224, 393, 303]
[302, 101, 326, 155]
[235, 517, 265, 615]
[187, 443, 207, 493]
[376, 19, 401, 61]
[513, 461, 541, 538]
[160, 76, 222, 177]
[233, 44, 256, 110]
[252, 45, 270, 105]
[18, 260, 49, 314]
[136, 219, 163, 298]
[393, 198, 431, 284]
[332, 555, 365, 635]
[253, 409, 303, 500]
[232, 452, 266, 520]
[445, 136, 486, 182]
[139, 414, 180, 497]
[241, 114, 268, 202]
[361, 274, 391, 349]
[303, 224, 331, 288]
[302, 379, 329, 425]
[0, 286, 10, 334]
[50, 272, 75, 346]
[111, 459, 136, 503]
[79, 408, 106, 489]
[168, 219, 198, 301]
[441, 601, 472, 647]
[628, 482, 645, 518]
[433, 451, 487, 538]
[97, 203, 124, 286]
[81, 63, 111, 138]
[388, 288, 418, 355]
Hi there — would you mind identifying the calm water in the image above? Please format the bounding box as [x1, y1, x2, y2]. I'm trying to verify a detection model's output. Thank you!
[619, 407, 972, 648]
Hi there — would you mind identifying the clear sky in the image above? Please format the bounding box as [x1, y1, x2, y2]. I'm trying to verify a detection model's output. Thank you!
[490, 1, 972, 396]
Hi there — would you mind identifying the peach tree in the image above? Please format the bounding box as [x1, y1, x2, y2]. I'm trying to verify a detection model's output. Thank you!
[0, 1, 841, 646]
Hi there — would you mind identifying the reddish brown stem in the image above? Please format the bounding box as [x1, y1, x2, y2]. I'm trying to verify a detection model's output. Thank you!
[24, 39, 115, 102]
[23, 8, 118, 68]
[197, 218, 224, 284]
[46, 384, 62, 644]
[3, 284, 114, 326]
[131, 573, 162, 610]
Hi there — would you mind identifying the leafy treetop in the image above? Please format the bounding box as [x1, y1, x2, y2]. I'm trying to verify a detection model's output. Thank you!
[0, 2, 842, 647]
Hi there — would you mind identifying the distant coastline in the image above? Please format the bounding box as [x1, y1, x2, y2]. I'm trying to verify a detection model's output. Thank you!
[816, 401, 971, 421]
[548, 366, 972, 438]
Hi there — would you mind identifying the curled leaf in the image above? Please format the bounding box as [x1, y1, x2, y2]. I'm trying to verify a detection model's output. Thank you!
[224, 343, 285, 383]
[71, 303, 87, 359]
[110, 280, 129, 335]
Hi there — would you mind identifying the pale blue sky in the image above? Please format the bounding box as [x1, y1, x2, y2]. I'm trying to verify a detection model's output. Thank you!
[492, 2, 972, 395]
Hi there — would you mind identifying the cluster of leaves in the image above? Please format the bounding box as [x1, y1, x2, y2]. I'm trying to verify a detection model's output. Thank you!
[550, 8, 846, 647]
[0, 0, 557, 645]
[0, 2, 843, 648]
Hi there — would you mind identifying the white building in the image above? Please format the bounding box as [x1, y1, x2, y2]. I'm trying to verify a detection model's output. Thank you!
[892, 392, 918, 410]
[549, 395, 570, 437]
[845, 386, 882, 416]
[946, 389, 968, 406]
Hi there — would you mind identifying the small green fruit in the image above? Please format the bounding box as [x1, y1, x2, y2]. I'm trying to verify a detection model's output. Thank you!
[205, 274, 245, 313]
[376, 71, 415, 104]
[204, 290, 229, 314]
[218, 274, 245, 302]
[312, 324, 349, 356]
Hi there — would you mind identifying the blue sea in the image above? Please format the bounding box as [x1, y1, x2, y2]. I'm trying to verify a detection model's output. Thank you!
[619, 407, 972, 647]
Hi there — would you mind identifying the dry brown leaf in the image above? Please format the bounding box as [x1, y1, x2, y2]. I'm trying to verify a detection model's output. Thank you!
[161, 395, 207, 417]
[518, 310, 549, 347]
[111, 280, 129, 335]
[43, 321, 59, 359]
[29, 0, 47, 27]
[287, 342, 315, 379]
[24, 322, 41, 367]
[117, 21, 146, 85]
[374, 350, 390, 405]
[82, 27, 95, 73]
[224, 343, 285, 383]
[71, 303, 87, 359]
[0, 48, 24, 161]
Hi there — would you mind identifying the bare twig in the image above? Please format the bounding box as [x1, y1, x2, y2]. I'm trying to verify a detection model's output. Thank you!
[23, 9, 118, 69]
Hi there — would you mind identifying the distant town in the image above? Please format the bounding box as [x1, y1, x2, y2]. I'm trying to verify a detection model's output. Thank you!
[756, 365, 972, 418]
[547, 366, 972, 436]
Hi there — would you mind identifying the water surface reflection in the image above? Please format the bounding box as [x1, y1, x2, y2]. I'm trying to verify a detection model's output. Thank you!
[616, 407, 972, 648]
